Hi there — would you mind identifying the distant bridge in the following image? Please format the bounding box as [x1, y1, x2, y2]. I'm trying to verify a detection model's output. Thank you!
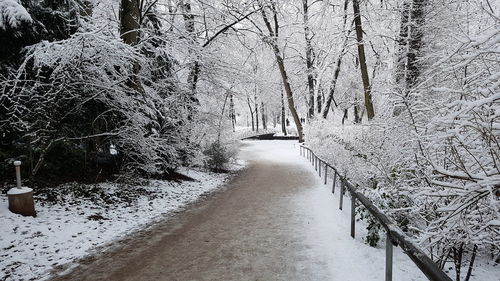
[242, 133, 299, 141]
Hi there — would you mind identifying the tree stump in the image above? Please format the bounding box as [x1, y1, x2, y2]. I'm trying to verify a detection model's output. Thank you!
[7, 187, 36, 217]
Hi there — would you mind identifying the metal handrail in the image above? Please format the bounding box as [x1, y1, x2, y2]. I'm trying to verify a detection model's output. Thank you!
[299, 145, 452, 281]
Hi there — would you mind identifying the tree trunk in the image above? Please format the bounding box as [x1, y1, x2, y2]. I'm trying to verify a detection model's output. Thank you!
[181, 0, 200, 109]
[254, 95, 259, 132]
[317, 88, 322, 113]
[464, 245, 478, 281]
[247, 96, 255, 131]
[302, 0, 315, 119]
[342, 108, 348, 125]
[352, 0, 375, 120]
[261, 101, 267, 130]
[230, 94, 236, 132]
[395, 1, 411, 85]
[120, 0, 140, 46]
[406, 0, 427, 88]
[120, 0, 143, 94]
[281, 88, 287, 136]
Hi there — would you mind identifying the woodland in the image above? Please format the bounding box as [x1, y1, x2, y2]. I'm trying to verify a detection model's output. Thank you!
[0, 0, 498, 280]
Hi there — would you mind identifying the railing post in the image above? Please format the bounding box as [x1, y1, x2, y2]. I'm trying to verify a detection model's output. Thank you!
[350, 195, 356, 238]
[315, 156, 318, 171]
[324, 164, 328, 185]
[386, 233, 393, 281]
[339, 180, 344, 210]
[332, 171, 337, 194]
[319, 160, 321, 177]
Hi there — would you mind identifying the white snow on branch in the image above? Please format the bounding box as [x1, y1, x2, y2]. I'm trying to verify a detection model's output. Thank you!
[0, 0, 31, 30]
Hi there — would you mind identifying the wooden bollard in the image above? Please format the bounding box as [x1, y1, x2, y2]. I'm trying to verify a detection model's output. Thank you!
[7, 161, 36, 217]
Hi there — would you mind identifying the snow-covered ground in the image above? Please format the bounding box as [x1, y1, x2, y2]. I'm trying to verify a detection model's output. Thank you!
[0, 165, 244, 281]
[244, 140, 499, 281]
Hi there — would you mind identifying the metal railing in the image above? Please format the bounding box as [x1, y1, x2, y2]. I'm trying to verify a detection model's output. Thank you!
[299, 145, 452, 281]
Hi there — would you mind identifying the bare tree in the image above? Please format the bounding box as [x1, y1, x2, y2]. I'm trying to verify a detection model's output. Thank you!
[259, 1, 304, 142]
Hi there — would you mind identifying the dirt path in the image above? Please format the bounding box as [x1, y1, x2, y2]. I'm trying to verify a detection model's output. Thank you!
[49, 141, 340, 281]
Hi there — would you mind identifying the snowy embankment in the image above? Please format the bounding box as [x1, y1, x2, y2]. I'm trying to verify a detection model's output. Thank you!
[0, 165, 244, 281]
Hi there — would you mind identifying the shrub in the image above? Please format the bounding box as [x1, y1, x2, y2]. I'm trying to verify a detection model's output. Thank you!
[203, 142, 229, 173]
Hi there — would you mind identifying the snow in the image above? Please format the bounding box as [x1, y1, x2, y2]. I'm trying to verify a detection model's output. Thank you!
[0, 0, 31, 29]
[241, 140, 424, 280]
[0, 166, 243, 281]
[7, 187, 32, 195]
[243, 140, 500, 281]
[1, 141, 498, 281]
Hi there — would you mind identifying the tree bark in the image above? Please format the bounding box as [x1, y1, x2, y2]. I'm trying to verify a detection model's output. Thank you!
[261, 101, 267, 130]
[120, 0, 143, 94]
[230, 94, 236, 132]
[316, 88, 322, 113]
[352, 0, 375, 120]
[247, 96, 255, 131]
[302, 0, 315, 119]
[254, 94, 259, 132]
[406, 0, 427, 88]
[120, 0, 140, 46]
[395, 1, 410, 85]
[281, 88, 287, 136]
[181, 0, 200, 111]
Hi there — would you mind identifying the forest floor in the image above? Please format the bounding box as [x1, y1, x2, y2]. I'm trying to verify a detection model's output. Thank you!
[0, 164, 243, 281]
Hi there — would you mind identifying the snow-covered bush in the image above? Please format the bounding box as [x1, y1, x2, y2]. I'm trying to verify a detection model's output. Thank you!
[0, 28, 195, 178]
[305, 0, 499, 278]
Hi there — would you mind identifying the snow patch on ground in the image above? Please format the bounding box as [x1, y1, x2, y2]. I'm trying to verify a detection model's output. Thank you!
[0, 165, 243, 281]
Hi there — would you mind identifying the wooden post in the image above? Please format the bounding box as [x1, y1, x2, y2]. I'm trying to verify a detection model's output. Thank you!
[339, 180, 344, 210]
[351, 195, 356, 238]
[15, 161, 21, 188]
[332, 171, 337, 194]
[324, 164, 328, 184]
[386, 233, 393, 281]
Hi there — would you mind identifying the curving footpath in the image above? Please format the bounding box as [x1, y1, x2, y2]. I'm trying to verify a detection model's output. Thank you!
[50, 141, 423, 281]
